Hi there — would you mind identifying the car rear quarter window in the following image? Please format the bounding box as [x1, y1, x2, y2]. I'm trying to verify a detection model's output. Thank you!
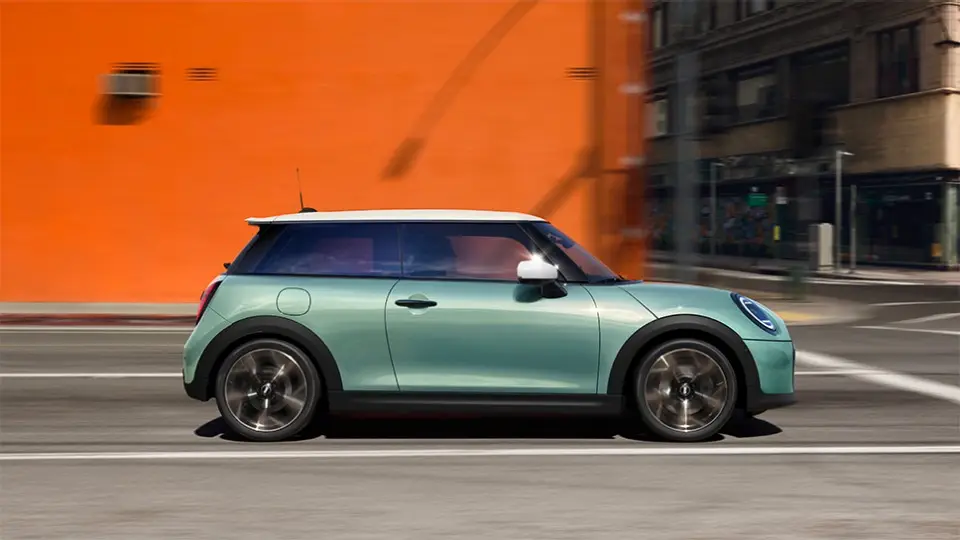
[400, 222, 539, 281]
[233, 222, 401, 277]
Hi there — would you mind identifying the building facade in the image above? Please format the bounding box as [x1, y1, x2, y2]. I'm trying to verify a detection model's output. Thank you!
[644, 0, 960, 269]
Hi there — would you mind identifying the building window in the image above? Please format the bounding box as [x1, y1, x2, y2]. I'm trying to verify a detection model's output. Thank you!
[651, 4, 668, 49]
[696, 0, 718, 33]
[792, 41, 851, 106]
[701, 74, 730, 132]
[648, 97, 669, 137]
[877, 23, 919, 98]
[738, 0, 773, 19]
[734, 67, 779, 122]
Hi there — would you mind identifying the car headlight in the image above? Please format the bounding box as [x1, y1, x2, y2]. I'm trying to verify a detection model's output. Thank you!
[731, 293, 778, 335]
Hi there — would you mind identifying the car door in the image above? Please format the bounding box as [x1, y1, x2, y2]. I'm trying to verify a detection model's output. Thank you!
[384, 221, 601, 394]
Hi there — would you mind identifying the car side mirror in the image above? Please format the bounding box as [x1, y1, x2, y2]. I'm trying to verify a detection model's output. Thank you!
[517, 258, 559, 285]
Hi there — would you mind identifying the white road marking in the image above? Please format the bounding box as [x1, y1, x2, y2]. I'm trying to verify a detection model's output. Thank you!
[2, 445, 960, 462]
[796, 350, 960, 406]
[794, 369, 882, 376]
[894, 312, 960, 325]
[871, 300, 960, 307]
[853, 326, 960, 337]
[0, 373, 181, 379]
[0, 326, 192, 333]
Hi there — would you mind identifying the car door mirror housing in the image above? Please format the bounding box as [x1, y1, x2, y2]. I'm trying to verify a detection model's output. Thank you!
[517, 257, 559, 285]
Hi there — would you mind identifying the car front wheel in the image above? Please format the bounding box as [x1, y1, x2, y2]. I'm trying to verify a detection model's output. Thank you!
[632, 338, 738, 442]
[214, 338, 323, 442]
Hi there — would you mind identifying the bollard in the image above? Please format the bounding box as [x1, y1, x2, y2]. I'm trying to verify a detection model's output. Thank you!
[786, 264, 808, 301]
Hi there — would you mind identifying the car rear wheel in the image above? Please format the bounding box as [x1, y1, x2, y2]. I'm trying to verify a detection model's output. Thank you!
[632, 338, 738, 442]
[214, 338, 322, 442]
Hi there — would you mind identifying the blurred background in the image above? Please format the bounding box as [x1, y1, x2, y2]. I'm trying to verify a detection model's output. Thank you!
[3, 0, 956, 306]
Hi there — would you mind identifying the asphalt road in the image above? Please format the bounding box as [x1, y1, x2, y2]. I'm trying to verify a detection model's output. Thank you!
[1, 291, 958, 539]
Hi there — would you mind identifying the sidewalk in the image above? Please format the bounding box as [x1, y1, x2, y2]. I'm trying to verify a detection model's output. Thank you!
[649, 251, 960, 285]
[0, 303, 196, 326]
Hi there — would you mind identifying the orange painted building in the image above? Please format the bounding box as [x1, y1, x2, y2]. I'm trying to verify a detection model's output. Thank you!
[1, 1, 647, 303]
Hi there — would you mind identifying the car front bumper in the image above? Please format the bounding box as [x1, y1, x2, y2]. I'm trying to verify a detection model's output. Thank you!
[743, 339, 796, 415]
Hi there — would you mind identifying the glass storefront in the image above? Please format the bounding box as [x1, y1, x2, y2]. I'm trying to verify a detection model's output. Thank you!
[648, 183, 784, 259]
[645, 176, 957, 268]
[830, 182, 942, 266]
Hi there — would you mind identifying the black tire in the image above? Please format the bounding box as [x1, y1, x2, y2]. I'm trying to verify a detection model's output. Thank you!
[214, 338, 323, 442]
[631, 338, 738, 442]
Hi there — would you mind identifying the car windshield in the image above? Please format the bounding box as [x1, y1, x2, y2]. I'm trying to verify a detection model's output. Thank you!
[531, 222, 622, 283]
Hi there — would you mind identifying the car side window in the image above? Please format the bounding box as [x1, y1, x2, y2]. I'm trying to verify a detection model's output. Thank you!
[250, 222, 401, 277]
[401, 222, 538, 281]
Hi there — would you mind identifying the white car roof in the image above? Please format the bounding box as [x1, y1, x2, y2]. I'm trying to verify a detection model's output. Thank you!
[246, 209, 547, 225]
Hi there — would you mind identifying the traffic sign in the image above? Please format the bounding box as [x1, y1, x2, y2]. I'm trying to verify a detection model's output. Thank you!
[747, 193, 768, 207]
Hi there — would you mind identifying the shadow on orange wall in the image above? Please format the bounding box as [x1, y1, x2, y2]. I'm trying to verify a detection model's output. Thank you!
[382, 0, 541, 180]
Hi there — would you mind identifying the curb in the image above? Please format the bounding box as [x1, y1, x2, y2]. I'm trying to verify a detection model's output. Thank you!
[0, 314, 195, 326]
[649, 259, 959, 285]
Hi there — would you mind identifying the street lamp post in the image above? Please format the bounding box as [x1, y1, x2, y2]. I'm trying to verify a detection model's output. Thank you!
[834, 150, 853, 272]
[709, 162, 723, 257]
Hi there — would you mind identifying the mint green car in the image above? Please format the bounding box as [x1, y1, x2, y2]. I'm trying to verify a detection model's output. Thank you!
[183, 210, 795, 443]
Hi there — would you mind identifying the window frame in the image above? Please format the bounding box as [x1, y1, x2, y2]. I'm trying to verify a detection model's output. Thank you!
[227, 221, 403, 279]
[227, 219, 615, 285]
[647, 95, 670, 137]
[395, 221, 574, 284]
[651, 3, 668, 49]
[732, 63, 780, 123]
[522, 222, 621, 284]
[876, 22, 920, 99]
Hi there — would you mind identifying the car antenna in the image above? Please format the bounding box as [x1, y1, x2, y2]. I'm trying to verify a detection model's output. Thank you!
[296, 167, 317, 213]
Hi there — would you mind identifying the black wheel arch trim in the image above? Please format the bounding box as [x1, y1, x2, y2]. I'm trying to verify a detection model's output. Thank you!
[605, 314, 761, 403]
[185, 315, 343, 401]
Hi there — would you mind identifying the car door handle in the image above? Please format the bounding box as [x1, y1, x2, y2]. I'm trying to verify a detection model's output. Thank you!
[395, 299, 437, 309]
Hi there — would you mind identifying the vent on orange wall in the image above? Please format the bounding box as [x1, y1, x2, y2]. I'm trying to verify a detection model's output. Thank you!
[101, 62, 161, 98]
[565, 66, 596, 80]
[187, 67, 218, 81]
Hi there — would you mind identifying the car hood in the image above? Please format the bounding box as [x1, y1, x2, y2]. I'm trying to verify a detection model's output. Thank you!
[615, 281, 791, 342]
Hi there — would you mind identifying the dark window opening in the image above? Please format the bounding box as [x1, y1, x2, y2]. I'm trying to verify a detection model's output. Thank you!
[877, 23, 920, 98]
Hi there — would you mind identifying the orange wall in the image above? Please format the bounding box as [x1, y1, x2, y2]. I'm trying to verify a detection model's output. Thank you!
[1, 1, 644, 303]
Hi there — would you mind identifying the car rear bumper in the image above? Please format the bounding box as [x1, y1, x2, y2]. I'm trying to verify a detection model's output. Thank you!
[182, 308, 229, 402]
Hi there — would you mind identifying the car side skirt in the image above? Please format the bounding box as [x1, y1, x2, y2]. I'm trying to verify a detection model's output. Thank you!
[328, 391, 625, 417]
